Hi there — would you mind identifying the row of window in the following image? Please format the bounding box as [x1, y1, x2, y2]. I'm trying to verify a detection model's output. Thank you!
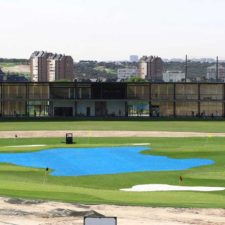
[0, 83, 225, 100]
[0, 101, 224, 117]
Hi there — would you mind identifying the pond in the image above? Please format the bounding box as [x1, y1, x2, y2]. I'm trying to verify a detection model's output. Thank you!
[0, 146, 214, 176]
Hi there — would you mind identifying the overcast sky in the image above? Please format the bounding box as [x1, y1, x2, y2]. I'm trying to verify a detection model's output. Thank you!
[0, 0, 225, 61]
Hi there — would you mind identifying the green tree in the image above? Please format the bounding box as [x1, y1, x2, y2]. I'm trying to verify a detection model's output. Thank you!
[127, 76, 146, 82]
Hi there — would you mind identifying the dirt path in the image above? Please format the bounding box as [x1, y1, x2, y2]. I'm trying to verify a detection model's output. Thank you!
[0, 197, 224, 225]
[1, 130, 225, 138]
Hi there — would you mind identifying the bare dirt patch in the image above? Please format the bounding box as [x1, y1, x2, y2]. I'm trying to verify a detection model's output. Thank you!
[1, 130, 225, 138]
[0, 197, 224, 225]
[2, 65, 30, 74]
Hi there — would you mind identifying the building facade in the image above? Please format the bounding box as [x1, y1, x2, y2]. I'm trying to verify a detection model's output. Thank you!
[117, 67, 138, 80]
[0, 82, 225, 118]
[139, 56, 164, 81]
[206, 64, 225, 81]
[163, 71, 185, 82]
[0, 68, 5, 81]
[30, 51, 74, 82]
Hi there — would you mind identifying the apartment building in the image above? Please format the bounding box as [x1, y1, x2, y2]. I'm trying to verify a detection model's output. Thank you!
[30, 51, 74, 82]
[139, 56, 164, 81]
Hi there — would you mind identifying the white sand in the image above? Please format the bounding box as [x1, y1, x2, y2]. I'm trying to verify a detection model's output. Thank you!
[132, 143, 150, 146]
[121, 184, 225, 192]
[0, 197, 224, 225]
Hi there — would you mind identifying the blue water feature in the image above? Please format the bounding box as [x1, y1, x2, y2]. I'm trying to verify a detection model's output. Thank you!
[0, 146, 214, 176]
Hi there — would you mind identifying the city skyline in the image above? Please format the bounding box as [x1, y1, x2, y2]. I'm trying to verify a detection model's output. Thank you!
[1, 0, 225, 61]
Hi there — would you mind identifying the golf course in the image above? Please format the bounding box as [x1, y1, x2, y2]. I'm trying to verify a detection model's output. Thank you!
[0, 119, 224, 209]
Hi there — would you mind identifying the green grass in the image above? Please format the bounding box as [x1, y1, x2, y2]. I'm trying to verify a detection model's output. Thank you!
[0, 137, 224, 208]
[0, 62, 18, 67]
[1, 120, 225, 133]
[94, 66, 117, 75]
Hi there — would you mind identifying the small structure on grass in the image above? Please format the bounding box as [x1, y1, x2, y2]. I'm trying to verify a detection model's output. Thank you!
[66, 133, 73, 144]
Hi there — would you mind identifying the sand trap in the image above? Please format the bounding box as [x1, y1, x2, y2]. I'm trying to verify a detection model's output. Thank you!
[121, 184, 225, 192]
[132, 143, 150, 146]
[0, 197, 225, 225]
[5, 145, 46, 148]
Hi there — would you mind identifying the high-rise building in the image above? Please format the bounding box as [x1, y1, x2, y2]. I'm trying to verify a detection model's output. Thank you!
[30, 51, 49, 82]
[30, 51, 74, 82]
[139, 56, 164, 81]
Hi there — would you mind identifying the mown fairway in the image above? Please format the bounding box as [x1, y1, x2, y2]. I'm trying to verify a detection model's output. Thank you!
[1, 120, 225, 132]
[0, 137, 224, 208]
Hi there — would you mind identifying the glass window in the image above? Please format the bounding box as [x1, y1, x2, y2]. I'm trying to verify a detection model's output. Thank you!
[3, 84, 26, 99]
[128, 101, 149, 117]
[29, 84, 49, 99]
[27, 101, 50, 117]
[151, 101, 174, 117]
[176, 102, 198, 116]
[151, 84, 174, 100]
[176, 84, 198, 100]
[2, 101, 26, 116]
[200, 84, 223, 100]
[127, 84, 149, 100]
[200, 102, 223, 117]
[78, 88, 91, 99]
[50, 87, 74, 99]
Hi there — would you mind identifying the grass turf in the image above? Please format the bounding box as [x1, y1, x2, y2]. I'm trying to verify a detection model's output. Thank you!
[1, 120, 225, 133]
[0, 137, 224, 208]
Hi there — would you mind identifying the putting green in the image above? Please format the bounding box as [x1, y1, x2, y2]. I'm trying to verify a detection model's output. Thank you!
[0, 137, 224, 208]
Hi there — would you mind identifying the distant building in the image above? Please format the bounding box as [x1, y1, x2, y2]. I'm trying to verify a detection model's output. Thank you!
[163, 71, 185, 82]
[139, 56, 164, 81]
[0, 68, 5, 81]
[117, 67, 138, 80]
[129, 55, 139, 62]
[169, 58, 184, 62]
[6, 75, 28, 82]
[200, 58, 216, 63]
[30, 51, 49, 82]
[206, 64, 225, 81]
[30, 51, 74, 82]
[139, 58, 148, 79]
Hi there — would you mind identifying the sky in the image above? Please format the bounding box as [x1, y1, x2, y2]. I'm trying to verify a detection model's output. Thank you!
[0, 0, 225, 61]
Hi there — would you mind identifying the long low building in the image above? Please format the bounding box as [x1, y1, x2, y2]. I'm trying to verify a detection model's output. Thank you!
[0, 82, 225, 118]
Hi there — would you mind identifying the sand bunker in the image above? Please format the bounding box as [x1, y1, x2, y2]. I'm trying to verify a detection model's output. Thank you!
[0, 197, 225, 225]
[132, 143, 150, 146]
[121, 184, 225, 192]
